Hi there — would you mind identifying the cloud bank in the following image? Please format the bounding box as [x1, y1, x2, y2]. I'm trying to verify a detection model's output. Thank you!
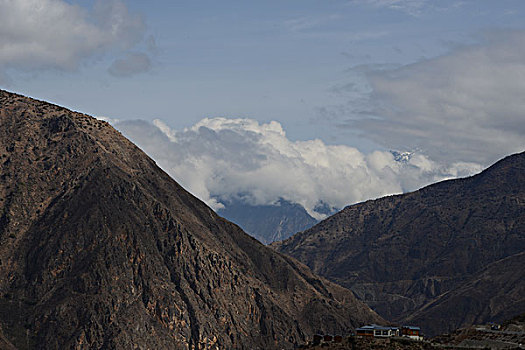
[350, 30, 525, 165]
[0, 0, 149, 80]
[116, 118, 482, 219]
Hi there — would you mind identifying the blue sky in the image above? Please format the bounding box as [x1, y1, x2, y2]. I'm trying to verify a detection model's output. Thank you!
[3, 1, 523, 147]
[1, 0, 524, 212]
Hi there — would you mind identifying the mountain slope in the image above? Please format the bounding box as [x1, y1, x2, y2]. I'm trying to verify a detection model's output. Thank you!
[275, 151, 525, 336]
[217, 198, 318, 244]
[0, 90, 382, 349]
[404, 251, 525, 332]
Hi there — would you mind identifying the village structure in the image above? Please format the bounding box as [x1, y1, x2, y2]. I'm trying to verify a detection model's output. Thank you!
[307, 324, 423, 347]
[355, 324, 423, 340]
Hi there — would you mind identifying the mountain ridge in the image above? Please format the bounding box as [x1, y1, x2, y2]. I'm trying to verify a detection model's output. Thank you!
[0, 89, 382, 349]
[274, 150, 525, 336]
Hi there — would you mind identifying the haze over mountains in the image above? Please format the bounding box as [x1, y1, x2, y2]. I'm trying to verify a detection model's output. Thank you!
[0, 90, 382, 349]
[275, 151, 525, 336]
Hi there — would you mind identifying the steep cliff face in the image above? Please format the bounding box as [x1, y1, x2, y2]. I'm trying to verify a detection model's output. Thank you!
[0, 90, 382, 350]
[275, 151, 525, 336]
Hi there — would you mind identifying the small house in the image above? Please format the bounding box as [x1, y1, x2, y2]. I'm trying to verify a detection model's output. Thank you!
[356, 324, 399, 338]
[401, 326, 422, 340]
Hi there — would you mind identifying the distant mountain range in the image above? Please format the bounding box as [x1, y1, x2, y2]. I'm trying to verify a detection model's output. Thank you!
[275, 151, 525, 336]
[217, 150, 414, 244]
[0, 90, 382, 349]
[217, 198, 318, 244]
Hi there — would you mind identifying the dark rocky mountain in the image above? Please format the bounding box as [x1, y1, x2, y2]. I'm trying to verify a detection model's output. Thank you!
[275, 152, 525, 336]
[217, 198, 318, 244]
[0, 90, 382, 349]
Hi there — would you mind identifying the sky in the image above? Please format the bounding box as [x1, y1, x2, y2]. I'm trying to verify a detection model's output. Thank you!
[1, 0, 524, 216]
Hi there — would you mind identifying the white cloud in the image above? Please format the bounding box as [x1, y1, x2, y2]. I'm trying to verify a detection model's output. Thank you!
[352, 29, 525, 165]
[96, 115, 120, 124]
[115, 118, 483, 219]
[0, 0, 148, 76]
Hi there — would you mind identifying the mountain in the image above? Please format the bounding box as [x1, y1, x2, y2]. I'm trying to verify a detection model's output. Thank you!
[274, 151, 525, 336]
[217, 198, 318, 244]
[113, 120, 320, 244]
[0, 90, 382, 349]
[403, 251, 525, 333]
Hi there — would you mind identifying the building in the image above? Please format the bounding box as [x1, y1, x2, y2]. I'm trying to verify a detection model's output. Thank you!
[356, 324, 400, 338]
[356, 324, 423, 340]
[311, 334, 343, 346]
[401, 326, 422, 340]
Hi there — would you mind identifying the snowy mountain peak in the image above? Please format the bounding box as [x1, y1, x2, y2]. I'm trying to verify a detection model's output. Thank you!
[391, 150, 414, 163]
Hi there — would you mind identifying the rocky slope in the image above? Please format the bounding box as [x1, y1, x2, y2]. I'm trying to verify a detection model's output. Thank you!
[275, 151, 525, 336]
[404, 251, 525, 333]
[431, 312, 525, 349]
[0, 90, 382, 349]
[217, 198, 318, 244]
